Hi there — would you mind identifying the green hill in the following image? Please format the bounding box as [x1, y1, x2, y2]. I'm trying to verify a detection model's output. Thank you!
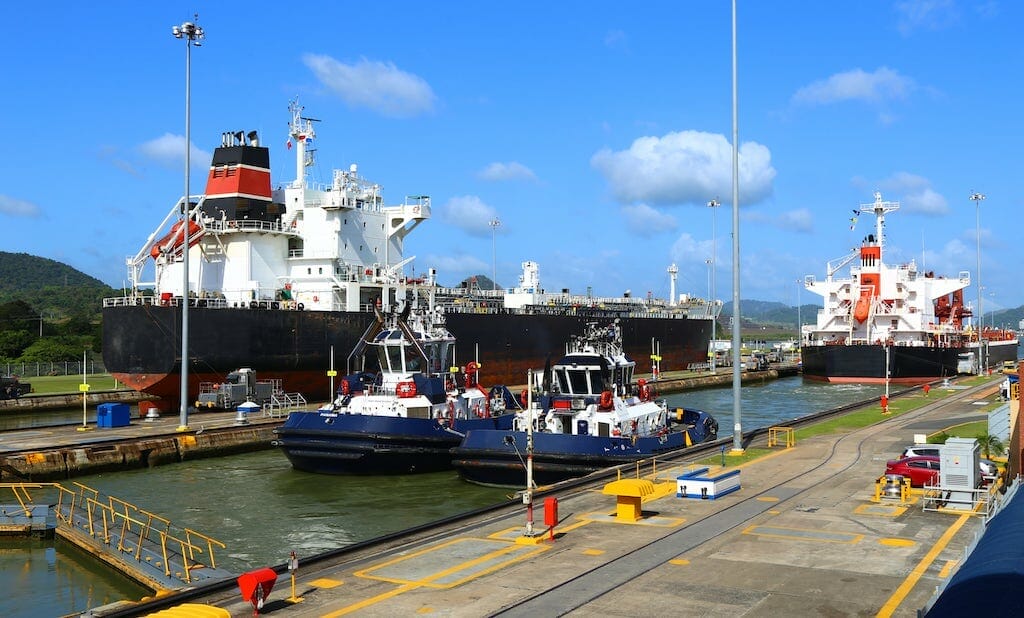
[0, 252, 114, 363]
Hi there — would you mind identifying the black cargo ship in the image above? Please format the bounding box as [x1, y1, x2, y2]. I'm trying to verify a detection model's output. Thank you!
[102, 100, 715, 406]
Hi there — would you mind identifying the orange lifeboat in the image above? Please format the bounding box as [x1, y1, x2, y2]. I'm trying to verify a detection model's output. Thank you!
[150, 220, 204, 259]
[853, 296, 871, 323]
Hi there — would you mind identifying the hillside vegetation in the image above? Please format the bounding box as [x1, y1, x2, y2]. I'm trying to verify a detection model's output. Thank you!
[0, 252, 114, 363]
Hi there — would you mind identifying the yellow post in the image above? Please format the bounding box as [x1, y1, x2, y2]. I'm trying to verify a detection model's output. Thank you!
[287, 550, 303, 603]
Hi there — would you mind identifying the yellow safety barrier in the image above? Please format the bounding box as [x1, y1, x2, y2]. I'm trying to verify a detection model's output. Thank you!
[767, 426, 795, 448]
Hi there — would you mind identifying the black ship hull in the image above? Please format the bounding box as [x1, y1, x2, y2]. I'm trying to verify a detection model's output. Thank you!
[102, 303, 712, 404]
[801, 339, 1018, 384]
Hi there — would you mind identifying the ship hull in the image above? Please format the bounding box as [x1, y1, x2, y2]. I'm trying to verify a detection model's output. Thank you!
[102, 304, 712, 403]
[451, 409, 717, 487]
[273, 412, 513, 475]
[801, 340, 1018, 384]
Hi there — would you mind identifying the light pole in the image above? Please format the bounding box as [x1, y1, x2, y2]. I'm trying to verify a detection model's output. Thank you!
[705, 259, 714, 371]
[489, 218, 501, 291]
[970, 192, 985, 373]
[173, 16, 204, 431]
[708, 198, 720, 373]
[729, 0, 742, 455]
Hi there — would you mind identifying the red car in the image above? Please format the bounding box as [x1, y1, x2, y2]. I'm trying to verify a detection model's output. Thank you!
[884, 455, 940, 487]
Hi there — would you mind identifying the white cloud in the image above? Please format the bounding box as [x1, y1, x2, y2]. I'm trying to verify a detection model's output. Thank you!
[478, 162, 537, 182]
[439, 195, 501, 237]
[873, 172, 950, 215]
[743, 208, 814, 234]
[138, 133, 210, 172]
[902, 187, 948, 215]
[604, 30, 627, 49]
[621, 203, 677, 237]
[423, 252, 490, 283]
[922, 237, 972, 279]
[303, 54, 436, 117]
[0, 194, 41, 217]
[591, 131, 776, 206]
[895, 0, 959, 35]
[778, 208, 814, 233]
[792, 67, 915, 106]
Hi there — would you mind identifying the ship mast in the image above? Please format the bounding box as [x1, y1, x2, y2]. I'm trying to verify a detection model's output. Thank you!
[860, 191, 900, 257]
[288, 98, 318, 187]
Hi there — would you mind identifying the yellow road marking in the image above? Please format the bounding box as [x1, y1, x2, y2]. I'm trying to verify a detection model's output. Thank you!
[876, 513, 970, 617]
[327, 538, 548, 615]
[669, 558, 690, 565]
[742, 524, 862, 544]
[878, 538, 915, 547]
[321, 583, 418, 617]
[583, 549, 605, 556]
[937, 559, 958, 578]
[356, 541, 531, 588]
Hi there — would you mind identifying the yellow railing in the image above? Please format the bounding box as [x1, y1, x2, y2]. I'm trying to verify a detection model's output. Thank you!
[14, 481, 225, 585]
[0, 482, 54, 517]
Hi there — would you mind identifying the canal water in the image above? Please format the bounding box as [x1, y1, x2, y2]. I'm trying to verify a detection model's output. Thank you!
[1, 376, 887, 617]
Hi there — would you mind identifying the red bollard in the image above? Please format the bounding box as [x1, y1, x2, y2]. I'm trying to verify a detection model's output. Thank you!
[238, 568, 277, 616]
[880, 395, 889, 415]
[923, 384, 931, 397]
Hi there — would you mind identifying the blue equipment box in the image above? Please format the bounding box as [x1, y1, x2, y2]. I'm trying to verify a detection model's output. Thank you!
[97, 402, 131, 428]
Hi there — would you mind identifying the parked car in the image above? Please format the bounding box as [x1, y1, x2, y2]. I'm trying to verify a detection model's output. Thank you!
[1001, 360, 1018, 375]
[885, 456, 940, 487]
[899, 446, 999, 477]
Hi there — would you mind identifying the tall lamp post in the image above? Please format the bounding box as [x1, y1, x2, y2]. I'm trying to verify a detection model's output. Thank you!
[173, 16, 204, 432]
[708, 198, 720, 373]
[729, 0, 743, 455]
[488, 218, 501, 291]
[970, 192, 985, 374]
[705, 259, 714, 371]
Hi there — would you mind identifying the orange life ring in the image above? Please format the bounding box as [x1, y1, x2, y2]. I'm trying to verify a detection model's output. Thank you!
[341, 380, 350, 395]
[599, 390, 613, 409]
[521, 389, 528, 403]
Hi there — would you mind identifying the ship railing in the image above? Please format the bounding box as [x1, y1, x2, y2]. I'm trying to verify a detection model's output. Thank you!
[435, 304, 709, 320]
[265, 391, 307, 417]
[103, 295, 316, 311]
[203, 218, 298, 236]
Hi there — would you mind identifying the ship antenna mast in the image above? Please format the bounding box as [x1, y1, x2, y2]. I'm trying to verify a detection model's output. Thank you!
[859, 191, 900, 254]
[288, 98, 319, 188]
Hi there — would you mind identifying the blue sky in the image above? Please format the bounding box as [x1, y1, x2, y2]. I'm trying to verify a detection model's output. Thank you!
[2, 1, 1020, 314]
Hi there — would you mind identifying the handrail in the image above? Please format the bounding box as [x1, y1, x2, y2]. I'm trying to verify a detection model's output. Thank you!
[3, 481, 225, 587]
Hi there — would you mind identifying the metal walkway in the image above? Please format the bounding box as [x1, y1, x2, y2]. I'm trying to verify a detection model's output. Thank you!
[2, 482, 233, 592]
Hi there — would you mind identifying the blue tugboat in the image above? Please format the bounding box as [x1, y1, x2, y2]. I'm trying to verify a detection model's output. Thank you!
[451, 320, 718, 487]
[274, 301, 515, 474]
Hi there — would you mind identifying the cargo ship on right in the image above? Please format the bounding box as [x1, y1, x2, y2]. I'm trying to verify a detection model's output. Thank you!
[800, 192, 1017, 384]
